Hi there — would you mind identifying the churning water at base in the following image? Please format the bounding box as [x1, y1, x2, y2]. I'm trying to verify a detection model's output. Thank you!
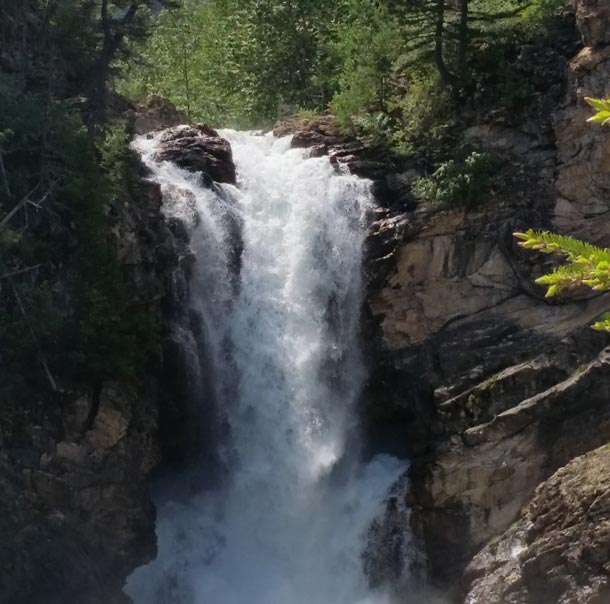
[127, 130, 409, 604]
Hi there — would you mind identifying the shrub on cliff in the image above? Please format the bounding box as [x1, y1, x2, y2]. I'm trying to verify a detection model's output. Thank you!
[413, 152, 496, 208]
[0, 88, 159, 398]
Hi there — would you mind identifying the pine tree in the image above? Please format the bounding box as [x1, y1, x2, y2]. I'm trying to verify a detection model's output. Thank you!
[381, 0, 528, 90]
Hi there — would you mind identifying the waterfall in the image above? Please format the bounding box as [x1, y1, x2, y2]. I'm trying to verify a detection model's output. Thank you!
[127, 130, 410, 604]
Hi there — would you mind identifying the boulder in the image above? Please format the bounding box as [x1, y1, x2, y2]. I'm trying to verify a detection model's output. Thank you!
[463, 444, 610, 603]
[155, 125, 237, 185]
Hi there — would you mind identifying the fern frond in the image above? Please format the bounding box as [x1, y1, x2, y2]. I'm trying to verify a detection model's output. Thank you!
[585, 97, 610, 126]
[535, 264, 590, 297]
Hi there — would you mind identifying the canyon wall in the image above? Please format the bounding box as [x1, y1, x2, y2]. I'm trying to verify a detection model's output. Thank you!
[363, 0, 610, 599]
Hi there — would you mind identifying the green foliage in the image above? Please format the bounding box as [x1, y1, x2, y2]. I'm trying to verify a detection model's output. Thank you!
[56, 123, 159, 386]
[0, 5, 161, 402]
[121, 0, 346, 126]
[521, 0, 569, 30]
[331, 2, 403, 127]
[413, 152, 496, 207]
[0, 92, 158, 392]
[585, 97, 610, 125]
[515, 95, 610, 334]
[515, 230, 610, 332]
[388, 70, 453, 156]
[119, 0, 568, 154]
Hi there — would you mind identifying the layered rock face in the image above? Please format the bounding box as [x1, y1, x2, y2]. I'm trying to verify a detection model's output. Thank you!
[363, 0, 610, 597]
[464, 444, 610, 603]
[0, 386, 160, 604]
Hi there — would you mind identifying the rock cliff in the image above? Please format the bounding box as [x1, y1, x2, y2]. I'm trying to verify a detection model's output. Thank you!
[364, 0, 610, 598]
[463, 443, 610, 603]
[0, 123, 178, 602]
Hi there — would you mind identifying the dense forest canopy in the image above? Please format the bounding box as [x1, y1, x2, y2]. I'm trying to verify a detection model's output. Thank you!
[120, 0, 568, 146]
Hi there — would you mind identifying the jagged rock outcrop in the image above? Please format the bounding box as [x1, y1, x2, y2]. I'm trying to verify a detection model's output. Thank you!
[463, 442, 610, 604]
[274, 114, 411, 209]
[155, 125, 237, 185]
[574, 0, 610, 47]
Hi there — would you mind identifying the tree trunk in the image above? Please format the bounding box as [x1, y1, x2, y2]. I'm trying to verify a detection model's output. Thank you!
[180, 31, 191, 120]
[458, 0, 469, 77]
[434, 0, 456, 88]
[89, 1, 139, 134]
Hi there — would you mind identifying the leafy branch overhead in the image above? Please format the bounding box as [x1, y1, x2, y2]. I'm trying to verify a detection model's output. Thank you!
[515, 230, 610, 333]
[515, 230, 610, 293]
[514, 94, 610, 334]
[585, 96, 610, 125]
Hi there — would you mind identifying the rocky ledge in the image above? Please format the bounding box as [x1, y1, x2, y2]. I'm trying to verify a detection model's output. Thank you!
[463, 443, 610, 603]
[274, 113, 411, 210]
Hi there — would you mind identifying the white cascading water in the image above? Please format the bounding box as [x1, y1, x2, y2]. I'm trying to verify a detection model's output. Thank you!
[127, 129, 410, 604]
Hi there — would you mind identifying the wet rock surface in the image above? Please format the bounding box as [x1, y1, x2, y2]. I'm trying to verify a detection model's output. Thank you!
[155, 124, 237, 185]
